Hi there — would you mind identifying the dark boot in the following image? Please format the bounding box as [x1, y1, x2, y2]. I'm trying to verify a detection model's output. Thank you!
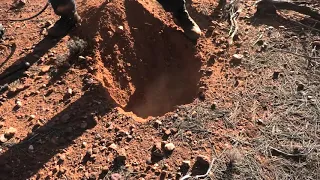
[48, 11, 81, 38]
[175, 10, 201, 40]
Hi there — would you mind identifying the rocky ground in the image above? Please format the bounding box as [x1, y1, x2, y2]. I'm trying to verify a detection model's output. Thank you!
[0, 0, 319, 179]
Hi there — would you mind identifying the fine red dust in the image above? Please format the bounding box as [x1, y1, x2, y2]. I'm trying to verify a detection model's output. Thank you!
[79, 0, 203, 118]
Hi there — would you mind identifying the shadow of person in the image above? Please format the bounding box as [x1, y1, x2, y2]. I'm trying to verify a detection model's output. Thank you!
[0, 36, 61, 88]
[0, 84, 113, 180]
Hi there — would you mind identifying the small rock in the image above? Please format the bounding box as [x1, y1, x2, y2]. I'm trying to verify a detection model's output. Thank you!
[232, 54, 244, 61]
[154, 120, 162, 128]
[78, 56, 86, 61]
[4, 127, 17, 138]
[164, 129, 171, 136]
[82, 142, 87, 148]
[0, 134, 8, 143]
[92, 148, 99, 154]
[279, 25, 286, 30]
[181, 160, 191, 168]
[116, 26, 124, 33]
[30, 114, 36, 119]
[107, 31, 114, 37]
[15, 100, 22, 108]
[256, 119, 264, 125]
[40, 65, 51, 73]
[67, 88, 73, 95]
[41, 28, 48, 36]
[164, 143, 175, 152]
[28, 145, 34, 151]
[116, 148, 127, 162]
[111, 173, 123, 180]
[109, 143, 118, 150]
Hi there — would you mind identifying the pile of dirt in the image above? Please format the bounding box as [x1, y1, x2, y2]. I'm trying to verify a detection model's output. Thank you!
[79, 0, 204, 119]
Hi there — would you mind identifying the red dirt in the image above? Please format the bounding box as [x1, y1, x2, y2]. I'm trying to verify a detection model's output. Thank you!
[2, 0, 318, 179]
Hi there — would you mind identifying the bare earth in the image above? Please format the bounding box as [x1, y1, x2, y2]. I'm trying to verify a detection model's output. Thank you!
[0, 0, 319, 179]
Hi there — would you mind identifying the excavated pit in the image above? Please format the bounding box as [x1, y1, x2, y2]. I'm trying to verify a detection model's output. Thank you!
[79, 0, 203, 118]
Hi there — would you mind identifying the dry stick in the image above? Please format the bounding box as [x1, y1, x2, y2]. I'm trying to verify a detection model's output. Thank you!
[272, 48, 320, 59]
[228, 0, 242, 45]
[270, 146, 313, 157]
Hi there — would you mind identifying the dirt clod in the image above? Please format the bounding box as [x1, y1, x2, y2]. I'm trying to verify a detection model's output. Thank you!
[4, 127, 17, 139]
[0, 134, 8, 143]
[164, 143, 175, 152]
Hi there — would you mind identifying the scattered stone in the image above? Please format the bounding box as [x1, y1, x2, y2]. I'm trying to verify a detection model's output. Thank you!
[116, 148, 127, 162]
[164, 129, 171, 136]
[116, 26, 124, 33]
[30, 114, 36, 119]
[67, 88, 73, 95]
[81, 142, 88, 148]
[111, 173, 123, 180]
[0, 24, 4, 39]
[154, 120, 162, 128]
[78, 56, 86, 61]
[0, 134, 8, 143]
[15, 100, 22, 108]
[164, 143, 175, 152]
[28, 145, 34, 151]
[41, 28, 48, 36]
[279, 25, 286, 30]
[196, 155, 210, 166]
[181, 160, 191, 169]
[41, 65, 51, 73]
[108, 143, 118, 150]
[107, 31, 114, 37]
[231, 54, 244, 65]
[256, 119, 264, 125]
[92, 148, 99, 154]
[4, 127, 17, 138]
[266, 26, 274, 30]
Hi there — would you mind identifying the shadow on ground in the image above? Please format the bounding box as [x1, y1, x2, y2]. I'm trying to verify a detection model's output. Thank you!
[0, 84, 112, 180]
